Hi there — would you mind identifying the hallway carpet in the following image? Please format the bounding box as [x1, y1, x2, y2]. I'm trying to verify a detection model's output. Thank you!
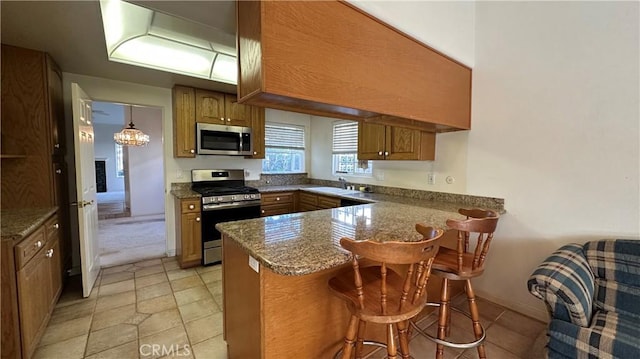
[98, 214, 166, 267]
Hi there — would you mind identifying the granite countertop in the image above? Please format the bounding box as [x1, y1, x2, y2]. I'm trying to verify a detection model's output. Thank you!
[216, 202, 466, 276]
[170, 188, 200, 199]
[1, 207, 58, 242]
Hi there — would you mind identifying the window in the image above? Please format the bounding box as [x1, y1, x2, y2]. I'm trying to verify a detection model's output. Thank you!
[332, 121, 372, 176]
[115, 144, 124, 177]
[262, 123, 305, 174]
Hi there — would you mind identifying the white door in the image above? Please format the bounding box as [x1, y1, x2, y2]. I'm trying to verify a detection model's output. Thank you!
[71, 83, 100, 297]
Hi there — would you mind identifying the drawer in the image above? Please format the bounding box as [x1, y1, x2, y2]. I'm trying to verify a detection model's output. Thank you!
[45, 213, 60, 243]
[261, 203, 294, 217]
[261, 192, 295, 205]
[317, 195, 341, 209]
[14, 226, 46, 270]
[298, 192, 318, 206]
[181, 200, 201, 214]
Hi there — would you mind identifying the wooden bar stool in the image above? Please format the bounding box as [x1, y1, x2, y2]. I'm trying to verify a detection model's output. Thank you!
[329, 224, 444, 359]
[412, 209, 499, 359]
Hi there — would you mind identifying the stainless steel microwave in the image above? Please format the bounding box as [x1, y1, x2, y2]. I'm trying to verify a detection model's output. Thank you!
[196, 123, 253, 156]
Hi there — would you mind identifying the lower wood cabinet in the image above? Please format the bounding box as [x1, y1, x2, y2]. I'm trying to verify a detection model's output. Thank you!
[174, 198, 202, 268]
[260, 191, 296, 216]
[1, 211, 63, 359]
[297, 192, 341, 212]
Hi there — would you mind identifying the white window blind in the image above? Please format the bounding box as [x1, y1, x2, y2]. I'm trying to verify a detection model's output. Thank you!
[332, 121, 358, 153]
[265, 124, 305, 149]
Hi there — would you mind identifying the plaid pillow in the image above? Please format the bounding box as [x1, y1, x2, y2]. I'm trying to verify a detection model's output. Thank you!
[528, 243, 595, 327]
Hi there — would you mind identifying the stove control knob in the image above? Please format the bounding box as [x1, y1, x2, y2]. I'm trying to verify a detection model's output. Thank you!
[244, 194, 250, 199]
[217, 197, 223, 202]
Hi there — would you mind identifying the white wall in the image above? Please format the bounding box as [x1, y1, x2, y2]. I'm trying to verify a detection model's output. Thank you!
[93, 122, 125, 192]
[467, 1, 640, 320]
[127, 105, 165, 216]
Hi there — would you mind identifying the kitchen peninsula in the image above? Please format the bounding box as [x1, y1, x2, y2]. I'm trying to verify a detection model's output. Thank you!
[216, 192, 504, 358]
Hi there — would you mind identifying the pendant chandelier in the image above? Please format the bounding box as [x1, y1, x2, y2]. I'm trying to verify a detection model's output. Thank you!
[114, 106, 150, 147]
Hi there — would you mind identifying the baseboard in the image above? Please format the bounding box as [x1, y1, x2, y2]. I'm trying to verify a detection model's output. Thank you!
[475, 289, 549, 323]
[166, 249, 176, 257]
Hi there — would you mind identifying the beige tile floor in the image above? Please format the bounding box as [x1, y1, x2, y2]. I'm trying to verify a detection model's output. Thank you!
[34, 257, 547, 359]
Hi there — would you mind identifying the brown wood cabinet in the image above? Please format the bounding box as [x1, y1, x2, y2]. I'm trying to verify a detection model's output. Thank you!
[246, 106, 266, 159]
[297, 192, 341, 212]
[172, 86, 265, 158]
[237, 1, 471, 132]
[172, 86, 197, 157]
[196, 89, 252, 127]
[174, 198, 202, 268]
[1, 44, 71, 275]
[358, 122, 435, 161]
[1, 211, 63, 359]
[260, 191, 296, 216]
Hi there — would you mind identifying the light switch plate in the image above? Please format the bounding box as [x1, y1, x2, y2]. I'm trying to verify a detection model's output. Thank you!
[248, 256, 260, 273]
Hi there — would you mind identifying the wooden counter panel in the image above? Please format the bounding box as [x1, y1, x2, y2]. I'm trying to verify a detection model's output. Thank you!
[223, 237, 262, 359]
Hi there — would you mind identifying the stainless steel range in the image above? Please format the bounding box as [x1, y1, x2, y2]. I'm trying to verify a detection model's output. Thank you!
[191, 169, 261, 265]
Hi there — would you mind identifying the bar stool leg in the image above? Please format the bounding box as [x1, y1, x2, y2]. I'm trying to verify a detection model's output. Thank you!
[436, 278, 451, 359]
[465, 280, 486, 359]
[397, 320, 411, 359]
[355, 320, 367, 359]
[341, 315, 359, 359]
[386, 323, 398, 359]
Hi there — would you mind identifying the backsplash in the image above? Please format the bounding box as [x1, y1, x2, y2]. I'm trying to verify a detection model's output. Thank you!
[246, 173, 310, 187]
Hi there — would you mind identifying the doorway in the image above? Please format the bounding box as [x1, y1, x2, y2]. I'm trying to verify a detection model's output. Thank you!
[92, 101, 166, 267]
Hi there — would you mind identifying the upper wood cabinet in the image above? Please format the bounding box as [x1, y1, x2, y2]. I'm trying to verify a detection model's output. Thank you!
[237, 1, 471, 132]
[172, 86, 265, 158]
[358, 122, 435, 161]
[246, 106, 266, 159]
[173, 86, 196, 157]
[196, 89, 250, 127]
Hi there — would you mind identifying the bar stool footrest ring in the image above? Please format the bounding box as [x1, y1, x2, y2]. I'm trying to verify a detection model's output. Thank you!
[410, 302, 486, 350]
[334, 340, 414, 359]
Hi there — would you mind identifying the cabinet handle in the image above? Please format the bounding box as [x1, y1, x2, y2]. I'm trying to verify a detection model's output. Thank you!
[45, 248, 54, 258]
[195, 217, 201, 222]
[384, 151, 389, 156]
[220, 117, 225, 122]
[276, 197, 280, 201]
[188, 204, 195, 210]
[253, 151, 257, 155]
[378, 151, 383, 156]
[190, 149, 195, 154]
[226, 118, 231, 122]
[53, 223, 59, 229]
[34, 240, 43, 249]
[261, 209, 265, 214]
[55, 169, 62, 174]
[54, 143, 60, 149]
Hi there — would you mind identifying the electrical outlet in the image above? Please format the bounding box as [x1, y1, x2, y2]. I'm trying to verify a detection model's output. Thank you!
[446, 176, 455, 184]
[176, 169, 184, 179]
[427, 173, 436, 185]
[375, 170, 385, 181]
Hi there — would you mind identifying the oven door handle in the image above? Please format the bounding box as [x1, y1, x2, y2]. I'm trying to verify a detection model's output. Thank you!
[202, 200, 262, 211]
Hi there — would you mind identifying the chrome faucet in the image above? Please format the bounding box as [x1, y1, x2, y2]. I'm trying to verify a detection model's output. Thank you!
[338, 177, 347, 189]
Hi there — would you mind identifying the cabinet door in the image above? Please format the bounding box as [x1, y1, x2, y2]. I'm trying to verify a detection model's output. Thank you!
[317, 195, 341, 209]
[17, 250, 51, 358]
[195, 89, 226, 124]
[385, 126, 422, 160]
[224, 94, 251, 127]
[357, 122, 386, 160]
[47, 55, 65, 157]
[181, 212, 202, 266]
[46, 237, 62, 308]
[173, 86, 196, 158]
[246, 106, 265, 159]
